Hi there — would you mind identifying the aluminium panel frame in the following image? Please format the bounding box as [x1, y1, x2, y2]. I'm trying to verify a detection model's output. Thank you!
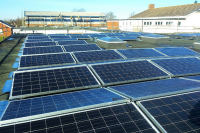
[18, 52, 77, 70]
[88, 60, 170, 87]
[72, 50, 126, 64]
[24, 41, 58, 48]
[136, 90, 200, 133]
[9, 65, 101, 100]
[0, 102, 160, 133]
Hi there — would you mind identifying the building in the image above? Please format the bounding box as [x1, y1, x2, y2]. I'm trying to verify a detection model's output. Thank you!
[25, 11, 106, 27]
[0, 20, 13, 37]
[107, 3, 200, 33]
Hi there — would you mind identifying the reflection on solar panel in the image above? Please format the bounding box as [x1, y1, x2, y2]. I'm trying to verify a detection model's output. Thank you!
[63, 44, 101, 52]
[152, 58, 200, 76]
[26, 39, 52, 42]
[74, 50, 124, 63]
[155, 47, 199, 56]
[183, 75, 200, 81]
[70, 35, 90, 39]
[57, 40, 87, 45]
[11, 66, 100, 99]
[49, 36, 71, 39]
[142, 34, 168, 38]
[24, 42, 57, 47]
[0, 103, 158, 133]
[110, 78, 200, 100]
[91, 60, 168, 86]
[23, 46, 64, 55]
[107, 35, 124, 37]
[117, 36, 138, 41]
[28, 36, 49, 40]
[53, 38, 77, 41]
[68, 34, 83, 36]
[2, 88, 126, 121]
[19, 53, 75, 68]
[138, 91, 200, 133]
[117, 49, 165, 59]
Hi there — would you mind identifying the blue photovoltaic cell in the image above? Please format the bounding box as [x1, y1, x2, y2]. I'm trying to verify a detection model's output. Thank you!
[68, 34, 83, 36]
[118, 49, 165, 59]
[183, 75, 200, 81]
[23, 46, 64, 55]
[111, 78, 200, 99]
[48, 34, 66, 36]
[28, 36, 49, 40]
[74, 50, 124, 63]
[20, 53, 75, 68]
[89, 35, 107, 38]
[24, 42, 57, 47]
[26, 39, 52, 42]
[152, 58, 200, 76]
[92, 60, 168, 85]
[1, 88, 125, 120]
[11, 66, 99, 97]
[63, 44, 101, 52]
[140, 91, 200, 133]
[155, 47, 199, 56]
[0, 103, 157, 133]
[70, 35, 90, 39]
[53, 38, 77, 41]
[57, 40, 87, 45]
[49, 36, 71, 39]
[116, 36, 138, 40]
[28, 34, 46, 37]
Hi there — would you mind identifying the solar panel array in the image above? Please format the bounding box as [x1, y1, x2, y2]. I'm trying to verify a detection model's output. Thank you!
[23, 46, 64, 55]
[0, 103, 158, 133]
[138, 91, 200, 133]
[74, 50, 124, 63]
[53, 38, 77, 41]
[57, 40, 87, 45]
[24, 42, 57, 47]
[63, 44, 101, 52]
[49, 36, 71, 39]
[28, 36, 50, 40]
[70, 35, 90, 39]
[26, 39, 52, 42]
[11, 66, 100, 99]
[20, 53, 75, 68]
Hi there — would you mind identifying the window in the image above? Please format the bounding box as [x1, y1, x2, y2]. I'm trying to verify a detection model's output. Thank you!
[170, 22, 173, 25]
[147, 22, 149, 25]
[158, 22, 160, 25]
[178, 22, 181, 26]
[166, 22, 168, 25]
[161, 22, 163, 25]
[144, 22, 146, 25]
[155, 22, 157, 25]
[0, 29, 2, 34]
[150, 22, 152, 25]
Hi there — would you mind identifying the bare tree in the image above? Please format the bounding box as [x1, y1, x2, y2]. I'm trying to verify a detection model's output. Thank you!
[72, 8, 86, 12]
[105, 12, 116, 20]
[129, 12, 135, 18]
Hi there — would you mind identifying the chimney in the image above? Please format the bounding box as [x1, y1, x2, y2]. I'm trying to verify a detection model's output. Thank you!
[148, 4, 155, 9]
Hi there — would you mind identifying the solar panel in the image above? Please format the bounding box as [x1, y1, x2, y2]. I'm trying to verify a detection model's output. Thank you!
[1, 88, 127, 122]
[89, 34, 108, 38]
[138, 91, 200, 133]
[0, 103, 158, 133]
[116, 36, 138, 41]
[141, 34, 168, 38]
[68, 34, 83, 36]
[53, 38, 77, 41]
[24, 42, 57, 47]
[155, 47, 199, 56]
[48, 34, 66, 36]
[26, 39, 52, 42]
[90, 60, 168, 86]
[49, 36, 71, 39]
[10, 65, 100, 99]
[22, 46, 64, 55]
[63, 44, 101, 52]
[27, 36, 50, 40]
[182, 75, 200, 81]
[152, 58, 200, 76]
[74, 50, 124, 63]
[70, 35, 90, 39]
[19, 53, 76, 69]
[57, 40, 87, 45]
[110, 78, 200, 101]
[117, 49, 165, 59]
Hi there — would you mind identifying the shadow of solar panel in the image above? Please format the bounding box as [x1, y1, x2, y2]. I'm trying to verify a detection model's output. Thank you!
[110, 78, 200, 101]
[152, 58, 200, 76]
[138, 91, 200, 133]
[70, 35, 90, 39]
[53, 38, 77, 41]
[2, 88, 126, 121]
[28, 36, 49, 40]
[63, 44, 101, 52]
[19, 53, 75, 68]
[91, 60, 168, 86]
[24, 42, 57, 47]
[10, 66, 100, 99]
[49, 36, 71, 39]
[155, 47, 199, 56]
[23, 46, 64, 55]
[57, 40, 87, 45]
[74, 50, 124, 63]
[26, 39, 52, 42]
[118, 49, 165, 59]
[0, 103, 158, 133]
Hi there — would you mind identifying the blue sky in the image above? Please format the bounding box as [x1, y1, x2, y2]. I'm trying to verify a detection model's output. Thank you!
[0, 0, 197, 20]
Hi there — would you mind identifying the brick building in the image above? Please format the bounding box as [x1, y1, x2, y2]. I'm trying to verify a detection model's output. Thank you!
[0, 20, 13, 37]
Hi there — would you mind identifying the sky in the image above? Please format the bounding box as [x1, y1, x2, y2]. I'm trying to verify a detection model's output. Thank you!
[0, 0, 197, 20]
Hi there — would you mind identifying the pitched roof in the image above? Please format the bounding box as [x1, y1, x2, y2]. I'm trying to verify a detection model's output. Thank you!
[130, 3, 200, 18]
[0, 20, 13, 28]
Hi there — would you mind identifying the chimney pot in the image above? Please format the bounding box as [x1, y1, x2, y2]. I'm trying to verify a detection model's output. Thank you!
[149, 4, 155, 9]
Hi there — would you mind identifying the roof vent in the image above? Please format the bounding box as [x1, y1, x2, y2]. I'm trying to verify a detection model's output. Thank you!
[148, 4, 155, 9]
